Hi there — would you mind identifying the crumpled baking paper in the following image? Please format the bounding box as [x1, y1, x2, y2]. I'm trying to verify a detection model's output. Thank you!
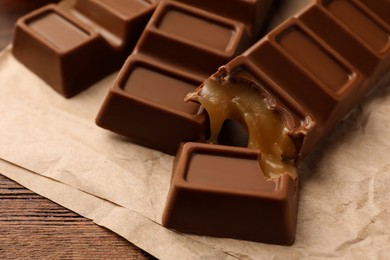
[1, 0, 389, 258]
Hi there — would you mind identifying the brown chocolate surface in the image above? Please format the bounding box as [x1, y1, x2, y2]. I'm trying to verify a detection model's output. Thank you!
[96, 54, 207, 155]
[12, 5, 112, 97]
[28, 12, 89, 51]
[276, 26, 351, 91]
[186, 152, 272, 192]
[325, 0, 388, 51]
[123, 66, 199, 113]
[156, 8, 234, 51]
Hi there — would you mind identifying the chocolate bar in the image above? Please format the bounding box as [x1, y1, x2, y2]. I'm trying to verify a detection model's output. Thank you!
[162, 0, 390, 244]
[12, 0, 273, 97]
[96, 0, 274, 154]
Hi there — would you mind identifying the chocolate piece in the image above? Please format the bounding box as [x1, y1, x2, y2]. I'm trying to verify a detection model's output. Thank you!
[12, 5, 112, 97]
[162, 142, 298, 245]
[134, 1, 249, 79]
[95, 54, 207, 155]
[163, 0, 390, 245]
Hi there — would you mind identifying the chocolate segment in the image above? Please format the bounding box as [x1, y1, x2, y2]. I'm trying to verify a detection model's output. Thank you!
[12, 5, 112, 97]
[95, 54, 206, 155]
[134, 1, 249, 79]
[299, 4, 385, 79]
[162, 142, 298, 245]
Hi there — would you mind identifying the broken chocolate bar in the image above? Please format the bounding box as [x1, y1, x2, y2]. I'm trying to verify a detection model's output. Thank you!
[163, 0, 390, 244]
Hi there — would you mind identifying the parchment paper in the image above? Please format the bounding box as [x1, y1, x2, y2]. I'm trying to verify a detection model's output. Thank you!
[1, 0, 389, 258]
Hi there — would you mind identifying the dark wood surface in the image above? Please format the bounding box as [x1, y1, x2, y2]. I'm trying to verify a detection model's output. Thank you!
[0, 1, 152, 259]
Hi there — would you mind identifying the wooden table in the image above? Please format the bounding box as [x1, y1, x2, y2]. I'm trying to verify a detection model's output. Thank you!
[0, 1, 152, 259]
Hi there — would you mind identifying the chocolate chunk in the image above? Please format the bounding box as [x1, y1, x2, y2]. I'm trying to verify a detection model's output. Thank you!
[12, 5, 112, 97]
[162, 142, 298, 245]
[96, 54, 207, 155]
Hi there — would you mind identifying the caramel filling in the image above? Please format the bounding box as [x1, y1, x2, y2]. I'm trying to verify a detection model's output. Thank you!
[186, 74, 299, 179]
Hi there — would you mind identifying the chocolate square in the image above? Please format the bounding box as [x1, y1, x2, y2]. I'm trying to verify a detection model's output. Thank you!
[12, 5, 112, 97]
[134, 1, 248, 79]
[96, 54, 207, 154]
[162, 142, 298, 245]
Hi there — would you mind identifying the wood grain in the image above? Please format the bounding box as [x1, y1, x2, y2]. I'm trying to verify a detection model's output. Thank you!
[0, 175, 152, 259]
[0, 1, 153, 259]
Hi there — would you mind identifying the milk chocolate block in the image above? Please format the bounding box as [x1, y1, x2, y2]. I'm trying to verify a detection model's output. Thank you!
[12, 5, 112, 97]
[174, 0, 274, 38]
[134, 1, 249, 79]
[162, 142, 298, 245]
[72, 0, 157, 54]
[95, 54, 207, 155]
